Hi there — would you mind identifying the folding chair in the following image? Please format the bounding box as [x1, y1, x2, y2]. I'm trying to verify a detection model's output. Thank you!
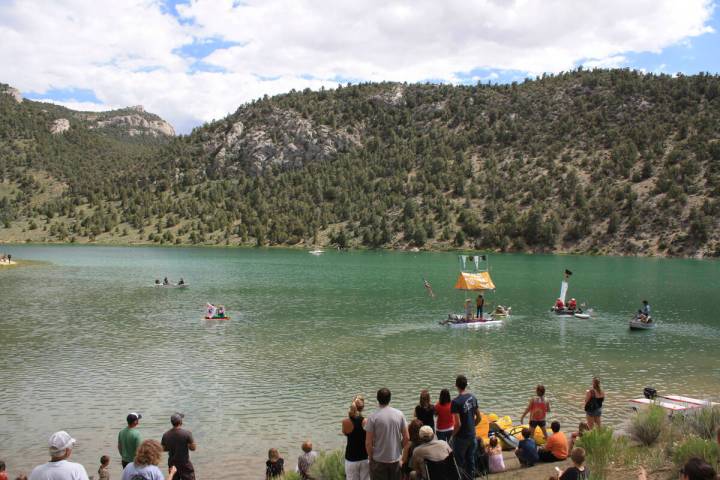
[424, 455, 462, 480]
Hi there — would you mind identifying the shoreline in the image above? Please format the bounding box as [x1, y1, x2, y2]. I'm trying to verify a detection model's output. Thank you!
[0, 239, 716, 260]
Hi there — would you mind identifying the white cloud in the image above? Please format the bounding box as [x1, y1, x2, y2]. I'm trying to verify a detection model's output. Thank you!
[0, 0, 714, 133]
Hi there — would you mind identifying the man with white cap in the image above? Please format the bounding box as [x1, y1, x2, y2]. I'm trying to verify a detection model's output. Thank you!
[409, 426, 452, 480]
[28, 431, 89, 480]
[118, 412, 142, 468]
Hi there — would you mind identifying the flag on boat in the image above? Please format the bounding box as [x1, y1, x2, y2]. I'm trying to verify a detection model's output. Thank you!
[454, 271, 495, 291]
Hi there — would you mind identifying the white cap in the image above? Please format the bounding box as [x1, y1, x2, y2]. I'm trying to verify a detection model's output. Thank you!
[49, 431, 76, 455]
[419, 425, 434, 441]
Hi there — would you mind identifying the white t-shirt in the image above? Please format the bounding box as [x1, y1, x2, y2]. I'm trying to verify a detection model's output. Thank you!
[29, 460, 89, 480]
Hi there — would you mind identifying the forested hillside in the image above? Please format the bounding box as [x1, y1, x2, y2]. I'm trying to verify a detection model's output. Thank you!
[2, 69, 720, 257]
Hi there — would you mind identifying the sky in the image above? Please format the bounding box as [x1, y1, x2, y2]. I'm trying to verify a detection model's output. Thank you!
[1, 0, 719, 134]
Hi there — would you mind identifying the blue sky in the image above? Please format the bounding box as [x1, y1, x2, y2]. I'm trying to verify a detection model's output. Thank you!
[4, 0, 718, 133]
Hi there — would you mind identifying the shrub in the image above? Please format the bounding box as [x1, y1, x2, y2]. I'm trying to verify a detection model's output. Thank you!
[281, 472, 302, 480]
[308, 449, 345, 480]
[629, 404, 667, 446]
[672, 436, 720, 469]
[684, 406, 720, 440]
[577, 426, 614, 479]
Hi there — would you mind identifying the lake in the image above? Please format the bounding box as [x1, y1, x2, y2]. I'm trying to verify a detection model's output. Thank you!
[0, 245, 718, 479]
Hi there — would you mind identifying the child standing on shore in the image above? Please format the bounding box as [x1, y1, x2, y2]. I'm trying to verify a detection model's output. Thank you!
[266, 448, 284, 479]
[98, 455, 110, 480]
[520, 385, 550, 440]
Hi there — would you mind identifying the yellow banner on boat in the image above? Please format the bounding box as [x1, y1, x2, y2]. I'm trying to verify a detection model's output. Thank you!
[454, 271, 495, 291]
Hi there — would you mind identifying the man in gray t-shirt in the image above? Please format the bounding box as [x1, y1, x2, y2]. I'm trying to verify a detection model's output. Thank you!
[365, 388, 409, 480]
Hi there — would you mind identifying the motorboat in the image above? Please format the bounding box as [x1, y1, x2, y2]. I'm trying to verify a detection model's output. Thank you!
[629, 315, 655, 330]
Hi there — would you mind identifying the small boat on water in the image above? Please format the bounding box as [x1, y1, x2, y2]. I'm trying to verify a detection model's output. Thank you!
[550, 269, 591, 318]
[204, 315, 230, 321]
[629, 316, 655, 330]
[630, 388, 717, 415]
[309, 249, 324, 255]
[153, 283, 188, 289]
[443, 314, 503, 327]
[442, 254, 510, 327]
[204, 303, 229, 321]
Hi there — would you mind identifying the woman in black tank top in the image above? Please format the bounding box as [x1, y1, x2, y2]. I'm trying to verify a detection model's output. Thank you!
[342, 395, 369, 480]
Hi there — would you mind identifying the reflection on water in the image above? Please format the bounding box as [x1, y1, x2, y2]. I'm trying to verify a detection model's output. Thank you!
[0, 246, 718, 479]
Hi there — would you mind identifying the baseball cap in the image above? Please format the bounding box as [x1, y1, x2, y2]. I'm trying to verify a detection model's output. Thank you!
[48, 431, 76, 454]
[127, 412, 142, 424]
[419, 425, 434, 441]
[170, 412, 185, 425]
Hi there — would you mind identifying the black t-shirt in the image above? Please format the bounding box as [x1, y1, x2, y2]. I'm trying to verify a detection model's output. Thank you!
[161, 427, 195, 466]
[415, 405, 436, 430]
[560, 466, 589, 480]
[451, 392, 478, 438]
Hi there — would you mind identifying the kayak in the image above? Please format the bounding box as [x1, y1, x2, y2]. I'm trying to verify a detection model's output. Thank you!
[204, 316, 230, 321]
[443, 313, 503, 327]
[629, 317, 655, 330]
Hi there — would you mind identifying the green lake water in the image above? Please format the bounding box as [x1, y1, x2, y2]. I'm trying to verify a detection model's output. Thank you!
[1, 245, 719, 478]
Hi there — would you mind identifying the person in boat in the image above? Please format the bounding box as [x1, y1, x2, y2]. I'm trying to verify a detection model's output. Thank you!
[476, 294, 485, 320]
[555, 298, 565, 311]
[494, 305, 507, 316]
[216, 306, 225, 318]
[206, 303, 217, 318]
[464, 299, 473, 321]
[155, 279, 160, 285]
[178, 278, 185, 285]
[163, 277, 170, 285]
[637, 300, 651, 322]
[567, 298, 578, 312]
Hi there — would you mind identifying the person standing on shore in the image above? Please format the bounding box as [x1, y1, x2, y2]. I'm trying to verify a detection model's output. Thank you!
[520, 385, 550, 439]
[584, 378, 605, 429]
[161, 413, 196, 480]
[451, 375, 480, 479]
[343, 395, 369, 480]
[414, 390, 435, 432]
[29, 431, 89, 480]
[434, 389, 454, 442]
[365, 388, 409, 480]
[118, 413, 142, 468]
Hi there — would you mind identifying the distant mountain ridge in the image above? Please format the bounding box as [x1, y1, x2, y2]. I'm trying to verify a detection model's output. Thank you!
[1, 70, 720, 258]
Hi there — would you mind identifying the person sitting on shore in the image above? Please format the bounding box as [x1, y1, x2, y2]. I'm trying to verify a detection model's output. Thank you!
[29, 431, 89, 480]
[487, 436, 505, 473]
[297, 440, 317, 480]
[552, 447, 588, 480]
[402, 419, 424, 478]
[515, 427, 539, 467]
[570, 422, 589, 450]
[98, 455, 110, 480]
[409, 426, 452, 480]
[266, 448, 284, 479]
[679, 457, 717, 480]
[520, 385, 551, 440]
[414, 390, 435, 432]
[538, 421, 568, 463]
[122, 440, 177, 480]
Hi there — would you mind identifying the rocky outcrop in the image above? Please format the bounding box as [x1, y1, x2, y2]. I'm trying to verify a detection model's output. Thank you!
[1, 85, 23, 103]
[89, 113, 175, 137]
[206, 107, 361, 175]
[369, 85, 405, 107]
[50, 118, 70, 134]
